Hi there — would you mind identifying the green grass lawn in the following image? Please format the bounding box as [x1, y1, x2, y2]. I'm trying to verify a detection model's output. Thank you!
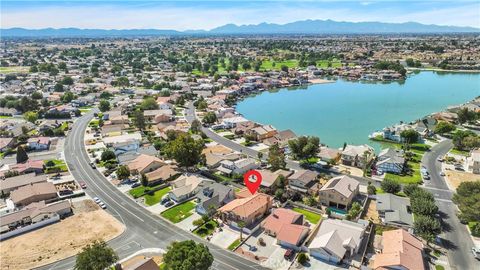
[435, 265, 445, 270]
[144, 187, 172, 206]
[450, 148, 470, 156]
[129, 184, 164, 198]
[316, 60, 342, 68]
[0, 66, 29, 74]
[214, 172, 233, 182]
[227, 238, 241, 251]
[385, 161, 422, 184]
[43, 159, 68, 173]
[193, 220, 218, 238]
[260, 59, 298, 71]
[292, 207, 321, 224]
[0, 115, 13, 119]
[161, 201, 196, 223]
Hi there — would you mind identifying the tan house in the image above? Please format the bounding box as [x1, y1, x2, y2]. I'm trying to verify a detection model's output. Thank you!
[10, 182, 58, 206]
[144, 165, 180, 185]
[246, 124, 278, 141]
[341, 144, 375, 168]
[373, 229, 425, 270]
[127, 154, 165, 175]
[288, 169, 319, 194]
[319, 175, 359, 210]
[218, 193, 273, 227]
[465, 149, 480, 174]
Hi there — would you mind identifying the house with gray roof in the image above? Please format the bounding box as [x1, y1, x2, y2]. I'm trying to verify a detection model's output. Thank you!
[376, 193, 413, 228]
[319, 175, 359, 210]
[195, 181, 234, 216]
[376, 148, 405, 174]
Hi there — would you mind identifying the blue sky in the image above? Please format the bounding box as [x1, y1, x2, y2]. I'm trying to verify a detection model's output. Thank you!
[2, 1, 479, 30]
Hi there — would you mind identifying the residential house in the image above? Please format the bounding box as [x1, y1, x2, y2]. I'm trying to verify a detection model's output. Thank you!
[127, 154, 164, 175]
[1, 200, 71, 233]
[288, 169, 319, 194]
[376, 148, 405, 174]
[246, 125, 278, 141]
[376, 193, 414, 228]
[0, 137, 16, 153]
[8, 160, 45, 175]
[195, 181, 235, 215]
[263, 129, 297, 146]
[318, 147, 341, 163]
[309, 219, 368, 264]
[257, 169, 292, 189]
[143, 109, 173, 124]
[465, 148, 480, 174]
[202, 145, 242, 168]
[319, 175, 360, 210]
[218, 193, 273, 228]
[120, 257, 160, 270]
[217, 158, 259, 176]
[27, 137, 51, 151]
[233, 121, 257, 135]
[112, 140, 141, 156]
[168, 174, 206, 202]
[144, 165, 180, 186]
[10, 182, 58, 207]
[261, 208, 310, 251]
[373, 229, 425, 270]
[341, 144, 375, 168]
[103, 133, 142, 147]
[0, 173, 47, 196]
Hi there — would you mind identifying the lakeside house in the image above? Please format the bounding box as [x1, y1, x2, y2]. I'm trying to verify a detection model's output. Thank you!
[375, 148, 405, 174]
[217, 158, 259, 176]
[341, 144, 375, 169]
[376, 193, 413, 228]
[288, 169, 320, 194]
[319, 175, 360, 210]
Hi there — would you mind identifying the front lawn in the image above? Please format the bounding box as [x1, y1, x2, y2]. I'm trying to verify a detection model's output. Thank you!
[129, 184, 165, 198]
[144, 187, 172, 206]
[193, 220, 218, 238]
[227, 238, 241, 251]
[450, 148, 470, 156]
[44, 159, 68, 173]
[385, 161, 422, 184]
[161, 201, 196, 223]
[292, 207, 321, 224]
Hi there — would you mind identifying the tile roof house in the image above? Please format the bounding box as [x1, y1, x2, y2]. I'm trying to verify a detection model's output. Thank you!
[261, 208, 310, 250]
[373, 229, 425, 270]
[27, 137, 51, 151]
[288, 169, 319, 194]
[218, 193, 273, 227]
[318, 147, 341, 163]
[263, 129, 297, 146]
[309, 219, 368, 264]
[8, 160, 45, 175]
[376, 193, 413, 228]
[0, 137, 16, 152]
[341, 144, 375, 168]
[127, 154, 164, 175]
[0, 200, 71, 233]
[195, 181, 235, 216]
[246, 124, 278, 141]
[217, 158, 259, 176]
[121, 257, 160, 270]
[10, 182, 58, 207]
[202, 145, 242, 168]
[0, 173, 47, 196]
[319, 175, 360, 210]
[168, 174, 206, 202]
[144, 165, 180, 186]
[376, 148, 405, 174]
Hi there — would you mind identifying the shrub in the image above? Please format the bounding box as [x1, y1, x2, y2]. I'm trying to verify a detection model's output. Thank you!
[381, 178, 401, 194]
[471, 223, 480, 237]
[297, 253, 309, 265]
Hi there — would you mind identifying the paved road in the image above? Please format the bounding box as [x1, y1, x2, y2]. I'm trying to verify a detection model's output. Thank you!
[421, 139, 479, 269]
[37, 111, 268, 270]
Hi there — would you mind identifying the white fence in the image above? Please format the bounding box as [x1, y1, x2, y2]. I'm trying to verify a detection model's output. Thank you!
[0, 215, 60, 241]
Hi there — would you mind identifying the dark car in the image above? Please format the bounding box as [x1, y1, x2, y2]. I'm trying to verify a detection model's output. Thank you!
[284, 249, 295, 260]
[161, 197, 171, 205]
[165, 201, 174, 207]
[90, 162, 96, 169]
[79, 181, 87, 189]
[59, 189, 74, 196]
[131, 182, 141, 188]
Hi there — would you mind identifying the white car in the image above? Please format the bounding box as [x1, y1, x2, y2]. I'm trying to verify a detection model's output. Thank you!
[472, 247, 480, 260]
[98, 202, 107, 209]
[93, 197, 101, 203]
[440, 172, 446, 176]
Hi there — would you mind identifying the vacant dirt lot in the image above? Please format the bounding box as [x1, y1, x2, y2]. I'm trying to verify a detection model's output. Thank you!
[445, 170, 480, 190]
[1, 200, 125, 270]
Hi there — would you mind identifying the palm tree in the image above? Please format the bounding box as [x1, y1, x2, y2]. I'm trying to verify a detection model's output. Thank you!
[238, 220, 246, 241]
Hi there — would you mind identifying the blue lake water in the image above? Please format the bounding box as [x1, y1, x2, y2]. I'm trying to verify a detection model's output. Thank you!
[236, 71, 480, 151]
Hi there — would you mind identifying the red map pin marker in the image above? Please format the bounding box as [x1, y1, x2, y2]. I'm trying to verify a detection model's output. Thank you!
[244, 170, 262, 195]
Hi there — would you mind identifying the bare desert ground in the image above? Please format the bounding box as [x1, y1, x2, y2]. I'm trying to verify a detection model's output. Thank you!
[445, 170, 480, 190]
[0, 200, 125, 270]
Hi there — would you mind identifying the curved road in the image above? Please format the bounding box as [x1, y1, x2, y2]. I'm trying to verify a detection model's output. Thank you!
[37, 111, 268, 270]
[422, 140, 478, 269]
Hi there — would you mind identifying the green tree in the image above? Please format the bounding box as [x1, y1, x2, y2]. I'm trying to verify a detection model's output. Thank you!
[54, 83, 64, 92]
[238, 221, 246, 241]
[163, 240, 213, 270]
[74, 240, 118, 270]
[411, 197, 438, 217]
[403, 183, 420, 197]
[281, 65, 288, 72]
[99, 100, 110, 112]
[202, 112, 217, 125]
[297, 253, 309, 265]
[452, 181, 480, 222]
[16, 145, 29, 163]
[141, 173, 148, 187]
[400, 129, 419, 144]
[346, 202, 362, 220]
[115, 76, 130, 89]
[132, 110, 146, 131]
[140, 98, 159, 110]
[288, 136, 320, 160]
[164, 133, 204, 168]
[61, 91, 75, 103]
[413, 215, 441, 244]
[457, 108, 476, 124]
[101, 149, 116, 161]
[267, 144, 286, 170]
[367, 184, 377, 195]
[61, 76, 74, 85]
[23, 111, 38, 123]
[381, 178, 401, 194]
[116, 165, 130, 180]
[190, 119, 202, 134]
[434, 121, 456, 134]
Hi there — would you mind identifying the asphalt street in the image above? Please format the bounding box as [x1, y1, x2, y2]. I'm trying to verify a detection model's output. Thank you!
[36, 111, 269, 270]
[421, 140, 479, 270]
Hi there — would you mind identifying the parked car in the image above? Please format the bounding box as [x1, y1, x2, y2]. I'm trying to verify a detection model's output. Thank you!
[284, 249, 295, 260]
[93, 197, 101, 203]
[99, 202, 107, 209]
[472, 247, 480, 260]
[440, 172, 446, 176]
[165, 201, 174, 207]
[59, 189, 74, 196]
[161, 197, 171, 205]
[437, 157, 444, 162]
[131, 182, 141, 188]
[90, 162, 96, 169]
[79, 181, 87, 189]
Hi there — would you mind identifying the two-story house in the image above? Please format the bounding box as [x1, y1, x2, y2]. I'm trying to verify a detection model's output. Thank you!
[288, 169, 319, 194]
[341, 144, 375, 168]
[218, 193, 272, 228]
[217, 158, 259, 176]
[319, 175, 360, 210]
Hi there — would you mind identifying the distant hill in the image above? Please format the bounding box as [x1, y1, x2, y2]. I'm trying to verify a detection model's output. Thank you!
[2, 20, 478, 37]
[209, 20, 480, 34]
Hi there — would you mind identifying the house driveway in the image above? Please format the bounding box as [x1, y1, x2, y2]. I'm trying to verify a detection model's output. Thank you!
[176, 212, 201, 232]
[146, 203, 168, 215]
[210, 226, 240, 249]
[295, 257, 348, 270]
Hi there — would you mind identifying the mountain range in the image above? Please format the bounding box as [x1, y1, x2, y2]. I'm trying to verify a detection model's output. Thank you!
[2, 20, 479, 37]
